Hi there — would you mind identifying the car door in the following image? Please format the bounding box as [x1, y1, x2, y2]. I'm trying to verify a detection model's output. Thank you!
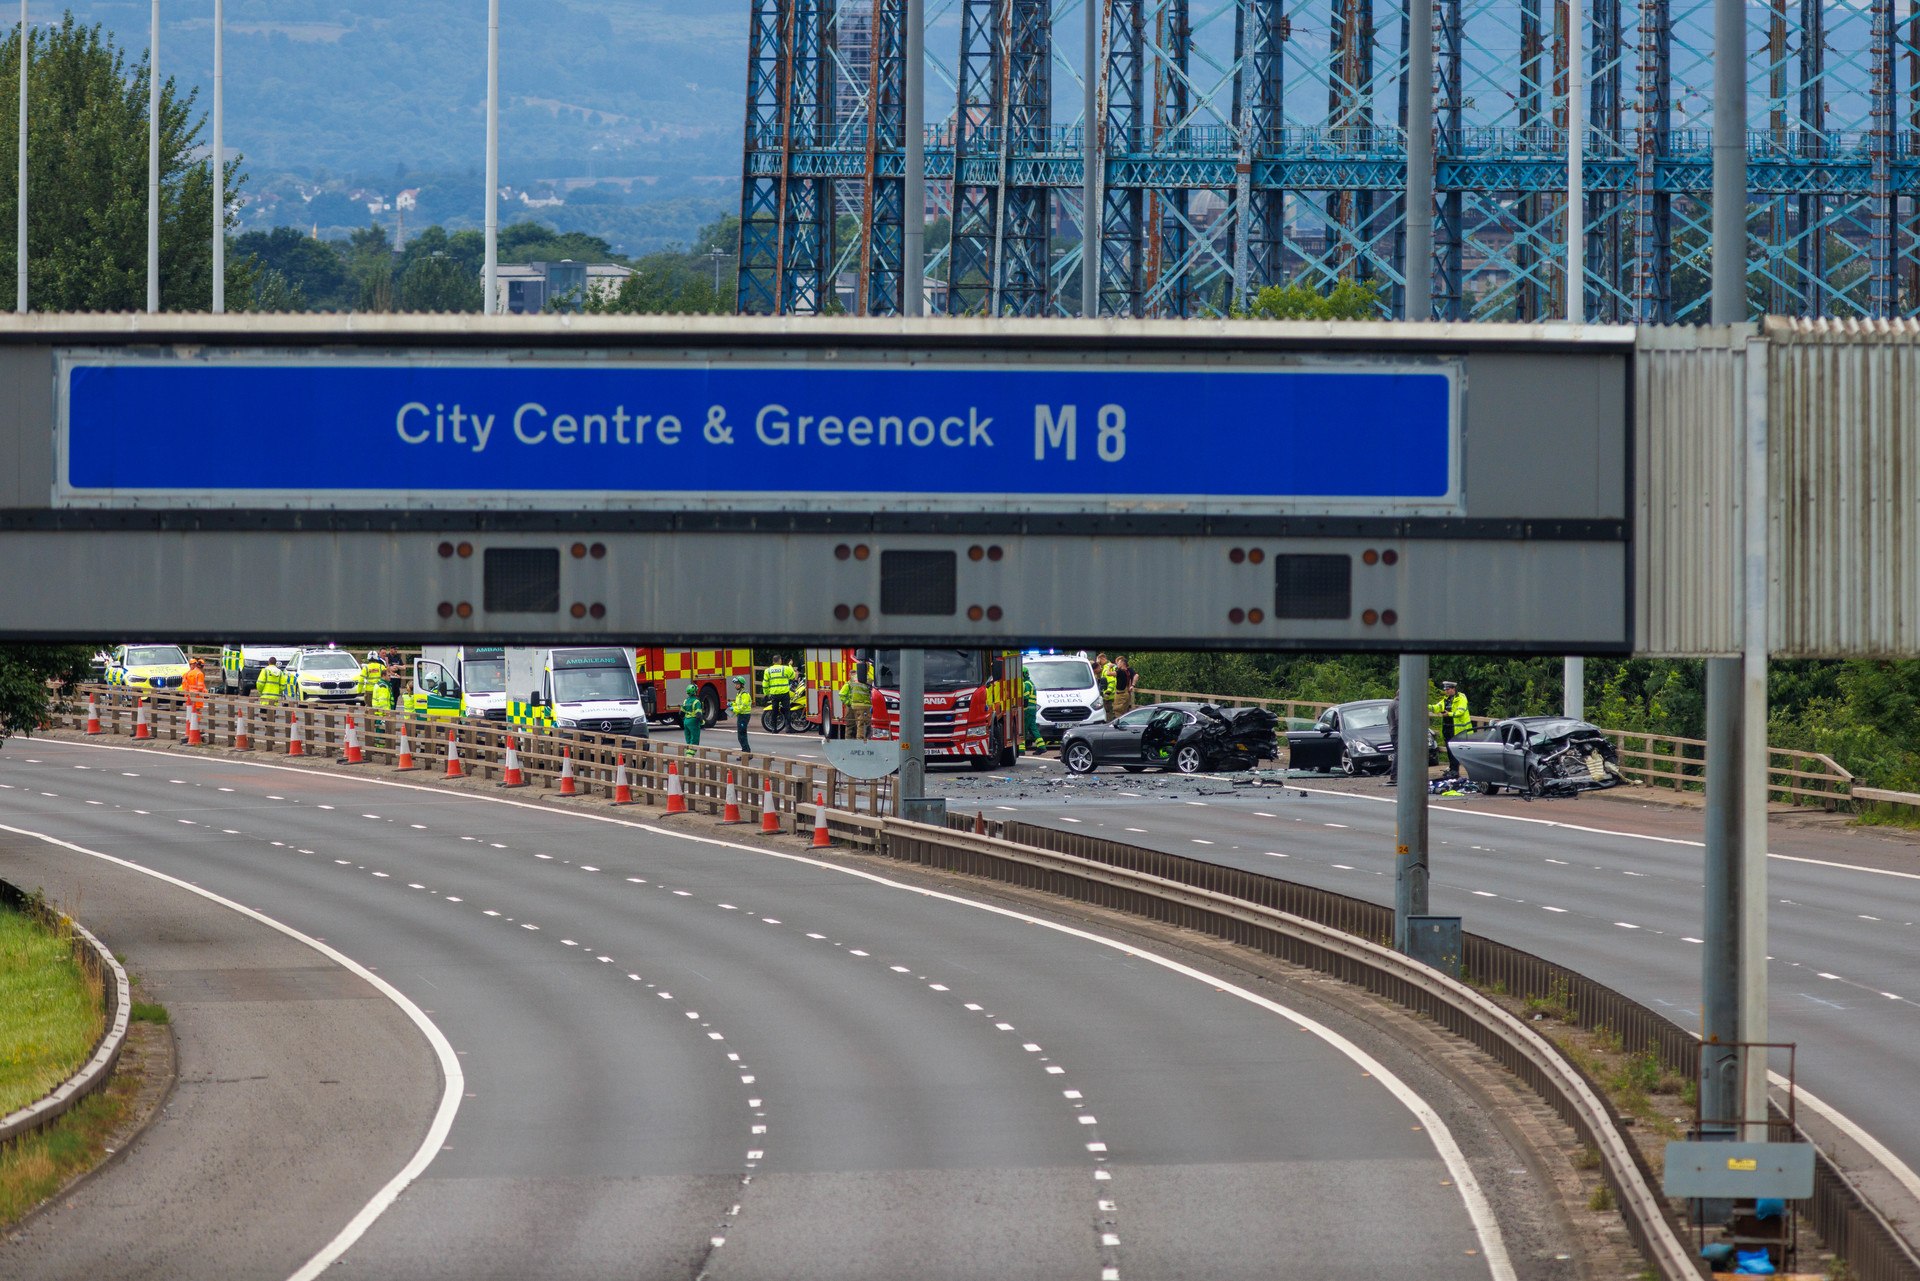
[1500, 724, 1532, 785]
[1090, 707, 1156, 763]
[1288, 711, 1341, 771]
[409, 659, 463, 719]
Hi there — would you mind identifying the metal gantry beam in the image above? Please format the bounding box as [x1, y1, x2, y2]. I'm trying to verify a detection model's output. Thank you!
[737, 0, 1920, 319]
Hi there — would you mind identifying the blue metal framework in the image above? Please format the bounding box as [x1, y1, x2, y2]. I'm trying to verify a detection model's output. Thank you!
[739, 0, 1920, 318]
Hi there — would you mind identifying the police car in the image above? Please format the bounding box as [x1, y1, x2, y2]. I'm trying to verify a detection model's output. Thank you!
[103, 644, 192, 691]
[286, 647, 365, 703]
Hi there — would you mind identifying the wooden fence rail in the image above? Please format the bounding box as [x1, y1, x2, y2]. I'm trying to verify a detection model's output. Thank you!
[63, 684, 893, 826]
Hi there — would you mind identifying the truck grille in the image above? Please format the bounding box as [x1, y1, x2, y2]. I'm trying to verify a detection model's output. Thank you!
[483, 708, 507, 721]
[576, 718, 637, 736]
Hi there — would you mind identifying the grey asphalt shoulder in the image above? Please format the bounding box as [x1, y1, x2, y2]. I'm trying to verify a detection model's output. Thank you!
[0, 832, 440, 1281]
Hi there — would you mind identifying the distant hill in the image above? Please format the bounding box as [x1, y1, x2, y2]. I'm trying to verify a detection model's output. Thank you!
[60, 1, 748, 252]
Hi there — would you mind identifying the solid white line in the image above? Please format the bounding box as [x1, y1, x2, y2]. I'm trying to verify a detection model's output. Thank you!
[0, 819, 463, 1281]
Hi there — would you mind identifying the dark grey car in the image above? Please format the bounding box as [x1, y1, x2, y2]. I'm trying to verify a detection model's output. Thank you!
[1449, 716, 1625, 796]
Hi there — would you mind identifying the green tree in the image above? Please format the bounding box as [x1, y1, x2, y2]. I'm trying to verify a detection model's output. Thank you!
[0, 646, 93, 744]
[394, 251, 482, 312]
[232, 226, 348, 308]
[0, 17, 251, 310]
[240, 267, 305, 312]
[1242, 276, 1384, 320]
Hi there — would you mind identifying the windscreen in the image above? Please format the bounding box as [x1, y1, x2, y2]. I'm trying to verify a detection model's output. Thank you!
[126, 645, 186, 666]
[463, 658, 506, 694]
[871, 649, 983, 691]
[1027, 660, 1095, 691]
[303, 652, 358, 671]
[553, 666, 639, 704]
[1343, 705, 1389, 732]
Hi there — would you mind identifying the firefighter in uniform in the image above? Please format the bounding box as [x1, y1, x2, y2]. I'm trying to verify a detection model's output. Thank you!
[681, 683, 705, 754]
[360, 651, 387, 706]
[840, 666, 871, 741]
[763, 660, 793, 728]
[730, 677, 753, 752]
[1429, 680, 1474, 775]
[255, 656, 287, 706]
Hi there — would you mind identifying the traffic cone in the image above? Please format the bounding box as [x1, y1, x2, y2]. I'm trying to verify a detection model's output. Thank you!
[811, 792, 832, 848]
[134, 699, 152, 739]
[974, 810, 986, 835]
[501, 737, 526, 787]
[558, 748, 577, 796]
[721, 771, 745, 824]
[444, 730, 463, 778]
[343, 715, 365, 764]
[288, 710, 305, 757]
[395, 726, 415, 771]
[612, 755, 634, 805]
[85, 694, 102, 735]
[233, 708, 250, 752]
[185, 705, 203, 746]
[760, 777, 781, 833]
[664, 761, 688, 815]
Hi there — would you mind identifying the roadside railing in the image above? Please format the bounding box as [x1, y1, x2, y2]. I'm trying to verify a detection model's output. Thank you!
[930, 812, 1920, 1281]
[1136, 686, 1858, 808]
[60, 683, 894, 825]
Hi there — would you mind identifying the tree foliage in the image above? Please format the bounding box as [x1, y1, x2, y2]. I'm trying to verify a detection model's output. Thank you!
[0, 17, 252, 310]
[1242, 276, 1383, 321]
[0, 646, 93, 744]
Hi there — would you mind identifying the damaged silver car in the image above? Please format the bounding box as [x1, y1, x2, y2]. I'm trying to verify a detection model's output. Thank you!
[1448, 716, 1626, 797]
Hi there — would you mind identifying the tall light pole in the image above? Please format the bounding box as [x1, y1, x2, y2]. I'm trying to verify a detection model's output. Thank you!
[482, 0, 499, 316]
[902, 0, 924, 317]
[15, 0, 26, 314]
[1562, 0, 1587, 720]
[211, 0, 223, 313]
[146, 0, 158, 313]
[1081, 0, 1097, 317]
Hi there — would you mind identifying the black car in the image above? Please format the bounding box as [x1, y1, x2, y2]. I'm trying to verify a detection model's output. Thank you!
[1285, 699, 1439, 775]
[1449, 716, 1625, 796]
[1061, 702, 1278, 775]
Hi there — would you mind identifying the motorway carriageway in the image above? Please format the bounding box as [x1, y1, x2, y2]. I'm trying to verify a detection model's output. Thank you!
[0, 738, 1513, 1281]
[985, 779, 1920, 1192]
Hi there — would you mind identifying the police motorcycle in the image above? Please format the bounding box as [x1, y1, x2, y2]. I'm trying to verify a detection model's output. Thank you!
[760, 675, 813, 734]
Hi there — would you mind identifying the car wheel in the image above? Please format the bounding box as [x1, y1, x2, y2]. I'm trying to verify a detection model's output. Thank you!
[1339, 749, 1357, 776]
[1525, 768, 1547, 799]
[1483, 783, 1500, 796]
[1171, 745, 1204, 775]
[971, 730, 1000, 771]
[1064, 741, 1096, 774]
[1121, 765, 1146, 773]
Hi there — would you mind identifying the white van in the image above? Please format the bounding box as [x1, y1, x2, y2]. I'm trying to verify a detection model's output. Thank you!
[1023, 651, 1107, 746]
[504, 647, 650, 740]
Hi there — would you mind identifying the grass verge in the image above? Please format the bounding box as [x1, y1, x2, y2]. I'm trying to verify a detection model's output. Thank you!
[0, 1032, 144, 1228]
[0, 899, 105, 1115]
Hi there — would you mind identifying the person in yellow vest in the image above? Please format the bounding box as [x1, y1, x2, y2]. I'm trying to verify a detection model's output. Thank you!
[1096, 653, 1118, 718]
[1429, 680, 1474, 775]
[730, 676, 753, 752]
[763, 660, 793, 729]
[839, 666, 871, 740]
[359, 651, 387, 705]
[1112, 655, 1136, 717]
[255, 656, 286, 706]
[681, 683, 705, 755]
[370, 678, 394, 716]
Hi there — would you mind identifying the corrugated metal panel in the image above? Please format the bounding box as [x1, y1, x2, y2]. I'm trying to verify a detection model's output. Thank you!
[1766, 318, 1920, 657]
[1635, 327, 1748, 657]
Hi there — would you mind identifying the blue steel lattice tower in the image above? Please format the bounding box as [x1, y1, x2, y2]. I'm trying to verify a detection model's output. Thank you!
[737, 0, 1920, 319]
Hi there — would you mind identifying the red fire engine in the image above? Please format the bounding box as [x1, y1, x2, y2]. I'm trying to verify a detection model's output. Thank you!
[634, 647, 756, 725]
[804, 648, 1022, 768]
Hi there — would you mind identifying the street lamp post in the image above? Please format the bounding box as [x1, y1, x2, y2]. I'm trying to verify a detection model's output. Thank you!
[16, 0, 26, 314]
[482, 0, 499, 316]
[212, 0, 223, 313]
[146, 0, 158, 313]
[708, 247, 727, 294]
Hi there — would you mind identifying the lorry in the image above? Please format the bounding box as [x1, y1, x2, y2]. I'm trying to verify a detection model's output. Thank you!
[503, 647, 650, 740]
[411, 646, 509, 720]
[804, 647, 1021, 769]
[633, 647, 756, 727]
[217, 644, 303, 695]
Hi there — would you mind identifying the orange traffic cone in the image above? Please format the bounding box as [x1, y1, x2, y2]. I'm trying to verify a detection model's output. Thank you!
[287, 710, 305, 757]
[85, 694, 102, 735]
[558, 748, 577, 796]
[233, 707, 250, 751]
[760, 777, 781, 833]
[501, 737, 526, 787]
[612, 755, 634, 805]
[185, 705, 203, 746]
[721, 771, 745, 824]
[444, 730, 463, 778]
[664, 761, 688, 815]
[343, 715, 365, 764]
[974, 810, 986, 834]
[134, 699, 152, 739]
[811, 792, 832, 848]
[395, 727, 415, 771]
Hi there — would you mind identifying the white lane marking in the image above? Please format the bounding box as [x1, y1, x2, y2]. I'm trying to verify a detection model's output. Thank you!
[1060, 817, 1082, 824]
[849, 949, 869, 957]
[1264, 851, 1288, 858]
[1682, 936, 1703, 943]
[534, 853, 553, 860]
[445, 897, 462, 903]
[580, 865, 600, 873]
[520, 923, 539, 931]
[1047, 1066, 1065, 1075]
[1323, 823, 1349, 829]
[1614, 922, 1640, 930]
[1064, 1089, 1083, 1099]
[627, 877, 647, 884]
[1124, 827, 1148, 833]
[995, 1022, 1015, 1031]
[484, 910, 500, 916]
[806, 932, 826, 939]
[928, 983, 948, 991]
[0, 822, 463, 1281]
[761, 918, 780, 925]
[1472, 891, 1498, 898]
[1777, 1073, 1920, 1206]
[361, 814, 380, 820]
[1330, 863, 1354, 870]
[1859, 915, 1881, 922]
[889, 965, 911, 973]
[317, 804, 334, 811]
[1253, 812, 1276, 818]
[1191, 839, 1214, 846]
[1542, 906, 1568, 913]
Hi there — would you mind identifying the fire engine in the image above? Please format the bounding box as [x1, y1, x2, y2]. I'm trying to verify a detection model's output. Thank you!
[634, 647, 756, 726]
[804, 648, 1022, 769]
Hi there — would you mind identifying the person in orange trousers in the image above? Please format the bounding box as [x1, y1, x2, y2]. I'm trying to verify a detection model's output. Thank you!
[181, 657, 209, 713]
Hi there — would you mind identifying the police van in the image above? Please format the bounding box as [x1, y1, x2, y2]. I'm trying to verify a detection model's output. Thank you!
[218, 644, 302, 695]
[504, 647, 650, 740]
[1022, 650, 1107, 746]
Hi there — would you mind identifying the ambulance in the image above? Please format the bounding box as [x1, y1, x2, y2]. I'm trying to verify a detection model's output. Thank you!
[410, 646, 509, 720]
[503, 647, 650, 740]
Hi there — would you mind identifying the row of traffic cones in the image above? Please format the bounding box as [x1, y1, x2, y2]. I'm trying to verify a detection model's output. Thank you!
[79, 694, 833, 843]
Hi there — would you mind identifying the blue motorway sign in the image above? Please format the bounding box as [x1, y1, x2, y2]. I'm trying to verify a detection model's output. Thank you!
[57, 356, 1459, 513]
